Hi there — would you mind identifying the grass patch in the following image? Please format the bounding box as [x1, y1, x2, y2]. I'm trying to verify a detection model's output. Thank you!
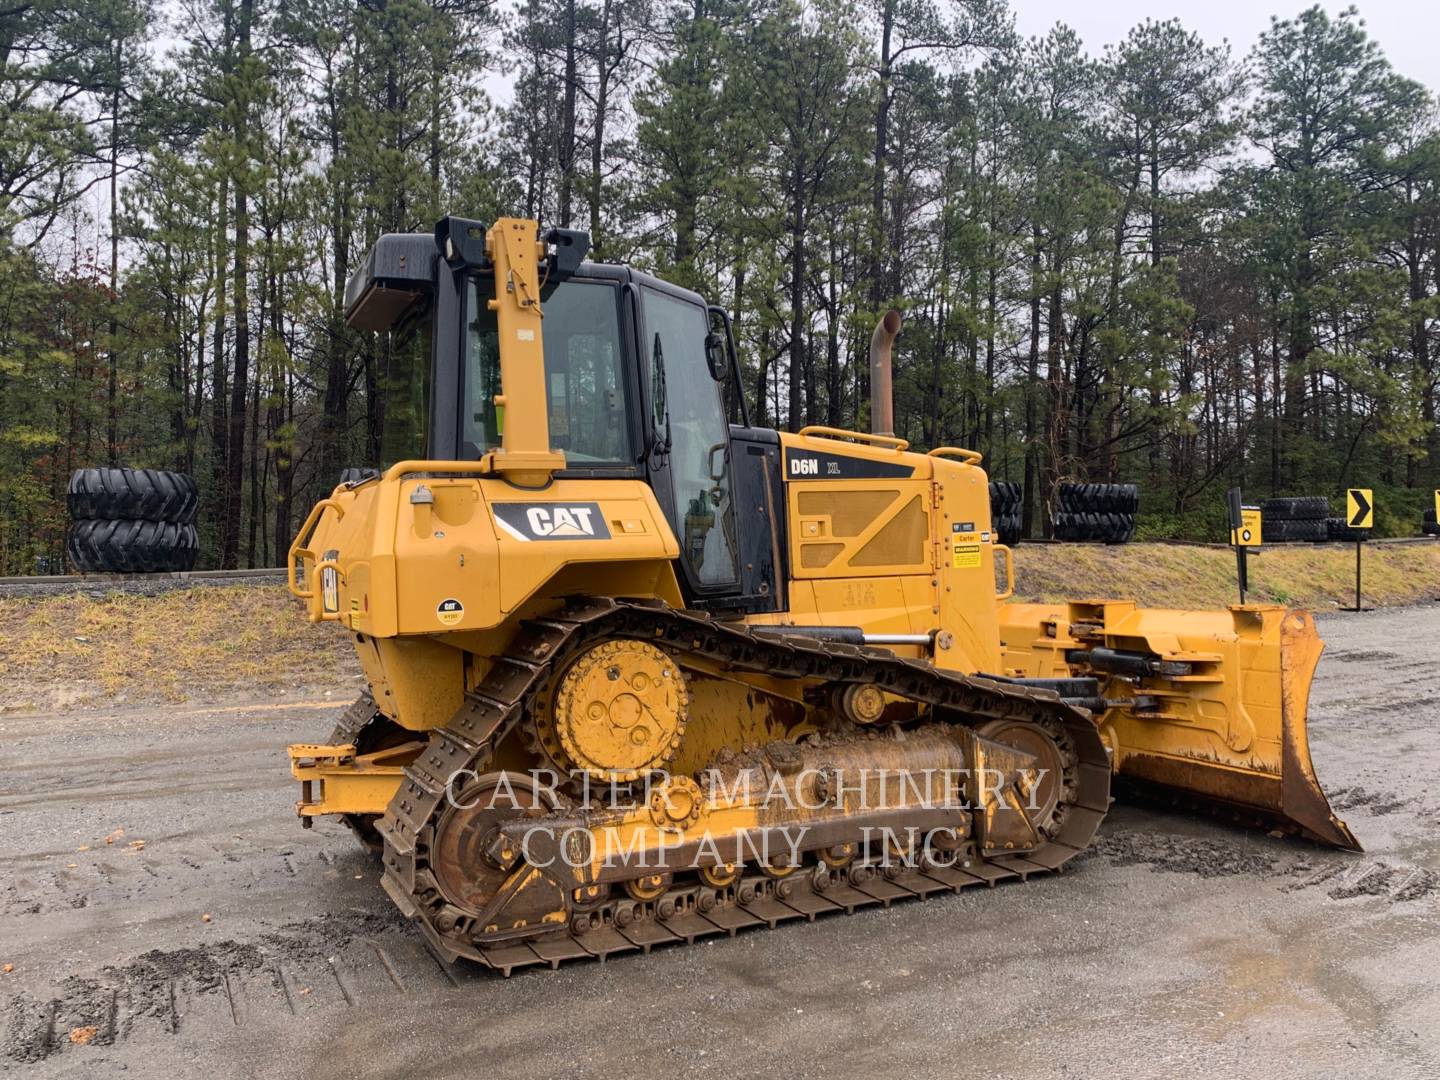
[0, 586, 356, 712]
[3, 541, 1436, 711]
[1013, 541, 1440, 610]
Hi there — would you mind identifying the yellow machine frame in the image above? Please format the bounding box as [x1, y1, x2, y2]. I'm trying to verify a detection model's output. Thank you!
[287, 217, 1357, 855]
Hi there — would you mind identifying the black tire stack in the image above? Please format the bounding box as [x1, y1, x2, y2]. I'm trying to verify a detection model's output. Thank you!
[1052, 483, 1138, 544]
[66, 468, 200, 573]
[1424, 509, 1438, 537]
[988, 481, 1023, 546]
[1261, 496, 1328, 543]
[1326, 516, 1367, 543]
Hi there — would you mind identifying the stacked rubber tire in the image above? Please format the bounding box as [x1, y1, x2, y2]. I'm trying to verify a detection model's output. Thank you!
[1326, 517, 1367, 542]
[66, 468, 200, 573]
[1261, 496, 1328, 543]
[1052, 483, 1138, 544]
[1424, 509, 1439, 537]
[988, 481, 1023, 546]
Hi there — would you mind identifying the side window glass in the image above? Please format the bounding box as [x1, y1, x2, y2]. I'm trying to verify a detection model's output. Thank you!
[642, 289, 739, 587]
[541, 282, 633, 463]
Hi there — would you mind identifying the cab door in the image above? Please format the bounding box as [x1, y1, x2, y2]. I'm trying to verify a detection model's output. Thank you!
[638, 284, 741, 594]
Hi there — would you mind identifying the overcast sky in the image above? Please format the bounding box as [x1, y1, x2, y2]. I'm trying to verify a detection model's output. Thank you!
[1011, 0, 1438, 93]
[480, 1, 1438, 106]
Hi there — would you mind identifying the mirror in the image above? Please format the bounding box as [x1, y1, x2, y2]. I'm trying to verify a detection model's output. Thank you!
[704, 331, 727, 382]
[706, 442, 728, 484]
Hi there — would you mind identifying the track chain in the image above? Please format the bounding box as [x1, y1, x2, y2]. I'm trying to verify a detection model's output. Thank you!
[327, 690, 382, 746]
[376, 598, 1112, 973]
[328, 691, 391, 853]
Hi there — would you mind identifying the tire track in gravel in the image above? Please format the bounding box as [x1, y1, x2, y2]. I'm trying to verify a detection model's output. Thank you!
[1, 906, 438, 1065]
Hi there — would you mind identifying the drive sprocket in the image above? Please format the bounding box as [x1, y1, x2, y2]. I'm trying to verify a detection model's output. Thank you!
[535, 639, 690, 783]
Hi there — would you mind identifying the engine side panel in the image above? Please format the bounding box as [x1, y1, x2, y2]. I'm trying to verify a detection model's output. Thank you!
[744, 431, 1006, 675]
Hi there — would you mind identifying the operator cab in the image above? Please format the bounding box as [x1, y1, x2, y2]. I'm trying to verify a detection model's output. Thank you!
[343, 218, 786, 613]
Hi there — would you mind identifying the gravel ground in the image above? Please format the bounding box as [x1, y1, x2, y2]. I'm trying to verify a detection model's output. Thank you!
[1, 604, 1437, 1079]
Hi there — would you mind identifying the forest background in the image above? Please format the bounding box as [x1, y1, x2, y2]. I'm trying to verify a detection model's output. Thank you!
[1, 0, 1437, 571]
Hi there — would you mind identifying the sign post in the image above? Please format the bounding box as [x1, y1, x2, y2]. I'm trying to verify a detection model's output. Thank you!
[1345, 488, 1373, 612]
[1227, 488, 1260, 604]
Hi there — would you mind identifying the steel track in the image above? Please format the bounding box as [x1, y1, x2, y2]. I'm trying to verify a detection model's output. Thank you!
[376, 597, 1113, 973]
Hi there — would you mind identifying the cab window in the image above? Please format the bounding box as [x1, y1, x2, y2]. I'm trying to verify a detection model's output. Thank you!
[464, 278, 634, 465]
[380, 308, 432, 466]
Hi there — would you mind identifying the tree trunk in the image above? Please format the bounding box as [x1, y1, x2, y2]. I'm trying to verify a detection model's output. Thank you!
[1270, 309, 1283, 493]
[1046, 263, 1065, 520]
[246, 372, 261, 567]
[319, 62, 351, 489]
[788, 163, 805, 432]
[1022, 228, 1041, 537]
[558, 0, 578, 227]
[826, 235, 841, 427]
[223, 0, 255, 570]
[589, 0, 614, 257]
[210, 173, 230, 568]
[860, 0, 894, 413]
[106, 40, 122, 467]
[984, 244, 996, 460]
[869, 0, 893, 309]
[1407, 207, 1434, 482]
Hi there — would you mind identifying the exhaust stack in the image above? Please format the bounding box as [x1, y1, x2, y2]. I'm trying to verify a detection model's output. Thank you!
[869, 309, 901, 438]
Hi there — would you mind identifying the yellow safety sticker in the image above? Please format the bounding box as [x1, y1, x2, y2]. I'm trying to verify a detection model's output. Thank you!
[952, 533, 981, 569]
[437, 598, 464, 626]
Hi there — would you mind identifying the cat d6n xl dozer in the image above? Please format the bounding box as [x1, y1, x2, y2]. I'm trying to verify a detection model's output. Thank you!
[286, 217, 1356, 974]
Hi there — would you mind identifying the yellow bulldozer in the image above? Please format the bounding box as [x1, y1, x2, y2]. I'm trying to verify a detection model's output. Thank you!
[286, 217, 1356, 974]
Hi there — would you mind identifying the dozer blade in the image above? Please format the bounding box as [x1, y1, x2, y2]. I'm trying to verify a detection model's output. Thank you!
[999, 601, 1360, 851]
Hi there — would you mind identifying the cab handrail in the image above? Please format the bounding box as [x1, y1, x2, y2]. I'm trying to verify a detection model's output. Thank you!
[796, 426, 909, 452]
[928, 446, 983, 465]
[382, 459, 495, 482]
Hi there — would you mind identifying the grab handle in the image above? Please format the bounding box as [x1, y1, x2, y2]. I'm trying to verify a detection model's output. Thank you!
[797, 426, 909, 451]
[928, 446, 983, 465]
[993, 544, 1015, 600]
[287, 498, 346, 601]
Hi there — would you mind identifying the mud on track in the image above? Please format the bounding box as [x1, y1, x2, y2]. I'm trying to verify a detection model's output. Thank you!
[2, 605, 1439, 1079]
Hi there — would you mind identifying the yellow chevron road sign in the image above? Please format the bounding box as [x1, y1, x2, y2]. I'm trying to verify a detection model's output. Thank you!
[1346, 489, 1373, 530]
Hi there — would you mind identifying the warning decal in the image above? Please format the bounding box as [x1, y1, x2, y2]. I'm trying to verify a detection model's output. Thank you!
[952, 532, 982, 569]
